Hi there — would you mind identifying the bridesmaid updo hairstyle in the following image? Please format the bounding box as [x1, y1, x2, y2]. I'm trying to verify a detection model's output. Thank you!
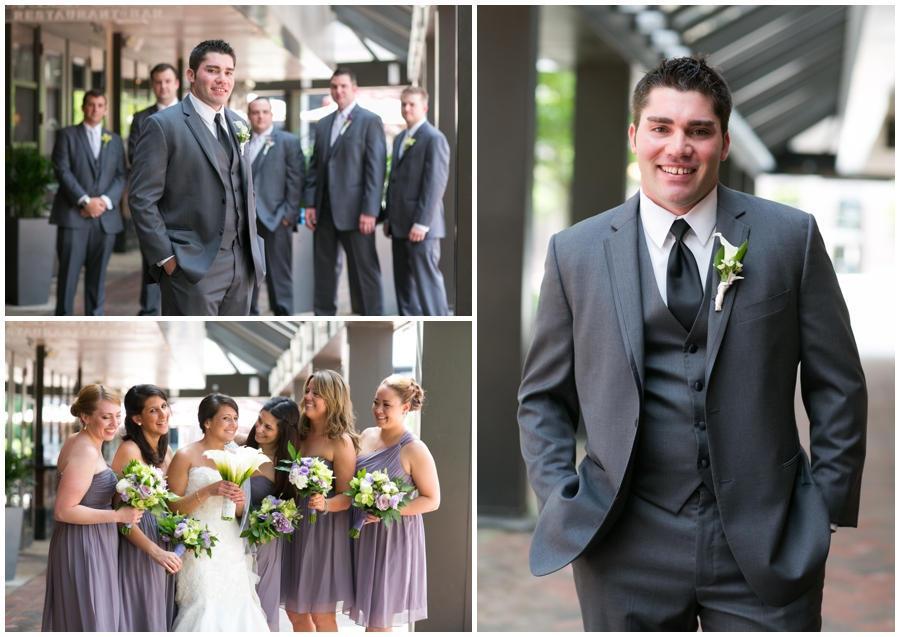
[70, 384, 121, 428]
[247, 396, 301, 496]
[298, 370, 361, 453]
[123, 384, 170, 467]
[197, 393, 239, 433]
[380, 374, 425, 411]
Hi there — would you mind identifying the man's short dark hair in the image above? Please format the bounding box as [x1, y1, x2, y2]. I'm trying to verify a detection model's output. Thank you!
[189, 40, 236, 74]
[150, 63, 178, 81]
[249, 96, 271, 110]
[332, 67, 357, 86]
[632, 55, 733, 135]
[83, 88, 106, 106]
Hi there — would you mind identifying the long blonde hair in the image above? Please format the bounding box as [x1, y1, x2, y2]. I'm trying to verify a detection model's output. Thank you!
[297, 370, 360, 453]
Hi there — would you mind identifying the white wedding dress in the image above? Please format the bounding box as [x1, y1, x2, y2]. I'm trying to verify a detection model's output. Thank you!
[172, 467, 269, 631]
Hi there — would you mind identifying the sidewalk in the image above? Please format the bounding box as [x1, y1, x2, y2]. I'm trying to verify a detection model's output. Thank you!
[478, 357, 895, 632]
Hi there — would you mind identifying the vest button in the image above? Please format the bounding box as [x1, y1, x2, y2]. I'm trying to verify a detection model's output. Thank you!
[688, 344, 698, 353]
[700, 458, 709, 468]
[694, 381, 703, 391]
[698, 421, 707, 430]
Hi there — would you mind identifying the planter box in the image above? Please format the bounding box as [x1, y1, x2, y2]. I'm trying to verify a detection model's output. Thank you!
[6, 216, 57, 306]
[5, 507, 24, 581]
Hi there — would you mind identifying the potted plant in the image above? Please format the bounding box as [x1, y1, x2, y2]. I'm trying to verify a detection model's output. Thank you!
[5, 447, 34, 581]
[6, 145, 59, 306]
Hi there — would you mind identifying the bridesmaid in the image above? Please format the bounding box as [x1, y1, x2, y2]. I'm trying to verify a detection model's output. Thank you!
[41, 385, 144, 631]
[345, 375, 440, 632]
[113, 385, 182, 631]
[282, 370, 359, 632]
[246, 396, 301, 632]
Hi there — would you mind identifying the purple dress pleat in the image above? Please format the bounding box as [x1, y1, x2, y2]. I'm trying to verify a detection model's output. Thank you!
[345, 430, 427, 628]
[281, 458, 354, 614]
[249, 475, 284, 631]
[41, 468, 121, 631]
[118, 493, 176, 631]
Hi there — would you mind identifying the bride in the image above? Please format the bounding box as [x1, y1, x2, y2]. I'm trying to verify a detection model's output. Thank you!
[166, 394, 269, 631]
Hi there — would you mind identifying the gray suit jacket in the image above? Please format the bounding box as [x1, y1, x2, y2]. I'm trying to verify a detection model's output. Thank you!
[384, 120, 449, 239]
[305, 104, 387, 231]
[518, 184, 867, 607]
[128, 103, 161, 167]
[128, 97, 265, 286]
[49, 124, 126, 233]
[251, 128, 305, 232]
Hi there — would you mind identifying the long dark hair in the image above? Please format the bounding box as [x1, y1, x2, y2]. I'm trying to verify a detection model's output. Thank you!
[122, 385, 170, 467]
[247, 396, 300, 498]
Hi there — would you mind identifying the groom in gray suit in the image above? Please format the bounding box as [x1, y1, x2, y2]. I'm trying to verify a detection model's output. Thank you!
[129, 40, 265, 316]
[305, 67, 387, 316]
[50, 89, 127, 316]
[518, 56, 867, 631]
[246, 97, 305, 316]
[384, 86, 450, 316]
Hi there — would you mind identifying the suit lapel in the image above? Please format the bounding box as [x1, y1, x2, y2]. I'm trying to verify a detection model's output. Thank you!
[329, 104, 357, 159]
[604, 193, 645, 396]
[705, 185, 750, 381]
[76, 125, 99, 178]
[224, 108, 251, 199]
[252, 132, 271, 174]
[97, 128, 109, 178]
[182, 99, 227, 189]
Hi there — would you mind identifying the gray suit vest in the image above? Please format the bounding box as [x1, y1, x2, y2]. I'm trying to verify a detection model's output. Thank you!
[630, 221, 715, 513]
[210, 124, 248, 250]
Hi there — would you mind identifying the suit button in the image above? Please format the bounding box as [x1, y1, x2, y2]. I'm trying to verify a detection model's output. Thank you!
[219, 230, 224, 236]
[688, 344, 698, 353]
[700, 458, 709, 468]
[694, 381, 703, 391]
[698, 421, 707, 431]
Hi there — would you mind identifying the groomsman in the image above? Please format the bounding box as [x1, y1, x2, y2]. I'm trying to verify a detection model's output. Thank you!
[384, 86, 451, 315]
[305, 68, 387, 316]
[129, 39, 265, 316]
[49, 89, 127, 316]
[246, 97, 305, 316]
[128, 62, 180, 316]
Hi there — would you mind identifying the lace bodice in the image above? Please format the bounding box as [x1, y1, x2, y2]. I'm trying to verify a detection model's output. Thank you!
[184, 466, 233, 533]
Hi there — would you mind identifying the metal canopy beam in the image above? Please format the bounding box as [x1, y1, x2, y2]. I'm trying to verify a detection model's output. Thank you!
[205, 321, 295, 376]
[332, 5, 412, 61]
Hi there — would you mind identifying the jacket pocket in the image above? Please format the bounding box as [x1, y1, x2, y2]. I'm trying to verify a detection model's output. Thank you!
[782, 448, 801, 468]
[734, 289, 790, 324]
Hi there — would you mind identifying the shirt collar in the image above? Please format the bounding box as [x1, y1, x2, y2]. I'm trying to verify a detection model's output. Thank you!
[252, 124, 274, 140]
[83, 121, 102, 134]
[407, 117, 427, 138]
[156, 97, 178, 110]
[639, 186, 718, 249]
[338, 101, 357, 119]
[188, 92, 225, 129]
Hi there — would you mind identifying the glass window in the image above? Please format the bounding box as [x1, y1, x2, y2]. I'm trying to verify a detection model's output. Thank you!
[45, 53, 64, 155]
[13, 87, 37, 143]
[12, 24, 36, 83]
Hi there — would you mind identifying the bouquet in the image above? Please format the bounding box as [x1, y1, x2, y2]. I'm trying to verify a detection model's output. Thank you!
[276, 442, 334, 523]
[203, 446, 271, 520]
[345, 468, 414, 538]
[157, 512, 218, 565]
[240, 495, 303, 546]
[115, 459, 178, 535]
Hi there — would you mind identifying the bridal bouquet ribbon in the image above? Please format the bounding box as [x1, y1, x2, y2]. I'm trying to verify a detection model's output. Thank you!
[115, 459, 178, 535]
[157, 512, 218, 567]
[276, 442, 334, 523]
[345, 468, 414, 538]
[713, 233, 748, 311]
[240, 495, 303, 547]
[203, 446, 272, 521]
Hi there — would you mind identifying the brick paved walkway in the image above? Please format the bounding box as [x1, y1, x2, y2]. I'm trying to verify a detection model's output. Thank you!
[477, 357, 895, 631]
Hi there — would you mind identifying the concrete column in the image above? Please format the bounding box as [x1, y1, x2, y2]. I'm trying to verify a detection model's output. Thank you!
[477, 6, 538, 517]
[436, 5, 458, 313]
[346, 323, 393, 429]
[417, 321, 472, 632]
[571, 60, 631, 224]
[455, 6, 472, 316]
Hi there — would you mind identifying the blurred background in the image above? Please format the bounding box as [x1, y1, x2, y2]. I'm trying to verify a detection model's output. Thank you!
[478, 5, 894, 631]
[5, 320, 472, 632]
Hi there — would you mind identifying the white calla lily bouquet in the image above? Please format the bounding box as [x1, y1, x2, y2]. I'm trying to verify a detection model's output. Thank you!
[203, 446, 271, 520]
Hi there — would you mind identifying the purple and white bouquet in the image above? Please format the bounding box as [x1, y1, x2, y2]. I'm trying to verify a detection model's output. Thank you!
[240, 495, 303, 546]
[115, 459, 178, 535]
[345, 468, 414, 538]
[156, 512, 218, 565]
[276, 442, 334, 523]
[203, 446, 272, 520]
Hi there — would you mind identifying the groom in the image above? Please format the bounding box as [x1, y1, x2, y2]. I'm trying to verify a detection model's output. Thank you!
[518, 56, 867, 631]
[129, 40, 265, 315]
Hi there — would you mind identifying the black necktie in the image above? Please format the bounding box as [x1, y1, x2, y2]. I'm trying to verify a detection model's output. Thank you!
[667, 219, 702, 331]
[214, 113, 233, 163]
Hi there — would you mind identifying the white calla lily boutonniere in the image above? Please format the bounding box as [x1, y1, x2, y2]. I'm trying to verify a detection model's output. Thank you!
[403, 136, 416, 151]
[101, 133, 112, 148]
[234, 121, 251, 156]
[339, 112, 353, 136]
[262, 135, 274, 156]
[713, 233, 748, 311]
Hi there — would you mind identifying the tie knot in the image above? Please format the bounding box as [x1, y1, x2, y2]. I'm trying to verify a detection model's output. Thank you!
[670, 218, 691, 242]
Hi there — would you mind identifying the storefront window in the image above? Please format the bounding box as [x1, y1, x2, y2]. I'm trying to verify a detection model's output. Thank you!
[12, 24, 35, 83]
[44, 52, 63, 154]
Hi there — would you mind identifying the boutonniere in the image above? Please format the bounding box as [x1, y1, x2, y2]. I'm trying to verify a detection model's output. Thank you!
[101, 133, 112, 148]
[403, 136, 416, 151]
[339, 112, 353, 136]
[262, 135, 274, 156]
[712, 233, 748, 311]
[234, 121, 250, 156]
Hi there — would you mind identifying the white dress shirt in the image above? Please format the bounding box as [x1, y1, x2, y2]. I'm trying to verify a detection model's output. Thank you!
[187, 92, 230, 139]
[248, 124, 274, 165]
[78, 122, 114, 210]
[330, 100, 357, 146]
[639, 187, 718, 306]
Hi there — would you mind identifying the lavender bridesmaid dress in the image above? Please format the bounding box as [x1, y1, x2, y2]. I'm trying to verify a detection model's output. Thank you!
[41, 469, 121, 631]
[249, 475, 284, 631]
[281, 458, 354, 614]
[118, 480, 176, 631]
[345, 430, 427, 628]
